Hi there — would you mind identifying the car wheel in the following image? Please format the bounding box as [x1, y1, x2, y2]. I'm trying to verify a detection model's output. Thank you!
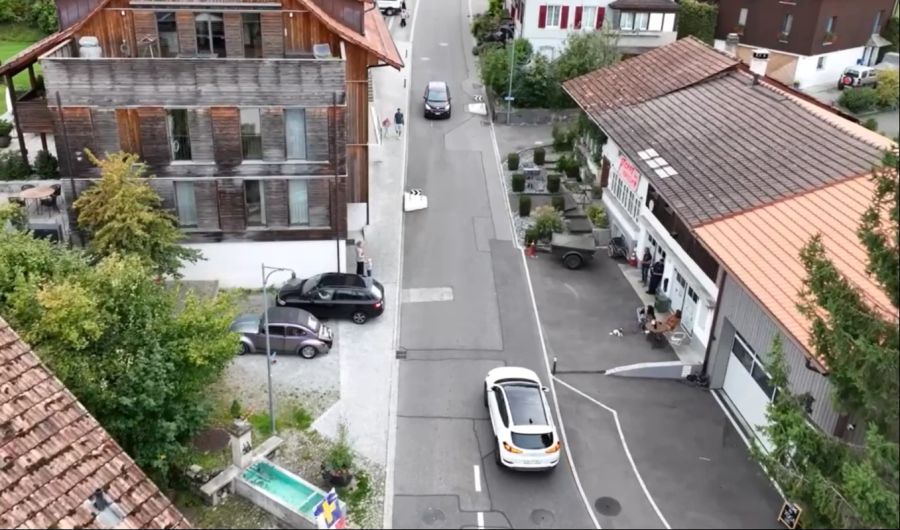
[299, 345, 318, 359]
[351, 311, 369, 324]
[494, 439, 503, 467]
[238, 342, 251, 356]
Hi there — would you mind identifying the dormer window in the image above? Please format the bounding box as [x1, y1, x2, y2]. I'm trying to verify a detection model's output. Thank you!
[88, 489, 126, 529]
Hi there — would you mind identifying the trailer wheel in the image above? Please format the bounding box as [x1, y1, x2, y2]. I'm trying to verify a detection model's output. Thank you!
[563, 253, 584, 270]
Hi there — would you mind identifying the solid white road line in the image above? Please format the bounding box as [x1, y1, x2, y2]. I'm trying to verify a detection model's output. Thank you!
[476, 511, 485, 529]
[473, 464, 482, 493]
[554, 378, 672, 529]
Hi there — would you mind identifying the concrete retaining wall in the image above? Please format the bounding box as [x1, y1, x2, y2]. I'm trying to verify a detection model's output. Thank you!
[235, 478, 315, 529]
[486, 90, 579, 125]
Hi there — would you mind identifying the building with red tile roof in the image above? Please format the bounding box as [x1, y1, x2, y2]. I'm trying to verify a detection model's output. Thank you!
[0, 318, 191, 529]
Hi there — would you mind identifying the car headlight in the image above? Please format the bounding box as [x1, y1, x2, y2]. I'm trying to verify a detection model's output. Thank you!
[425, 103, 435, 110]
[546, 441, 561, 454]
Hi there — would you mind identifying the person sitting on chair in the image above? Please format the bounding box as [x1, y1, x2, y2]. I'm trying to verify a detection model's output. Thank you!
[638, 305, 656, 331]
[663, 309, 682, 332]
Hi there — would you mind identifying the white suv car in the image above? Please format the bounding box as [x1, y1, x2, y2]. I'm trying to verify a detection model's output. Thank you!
[484, 367, 561, 470]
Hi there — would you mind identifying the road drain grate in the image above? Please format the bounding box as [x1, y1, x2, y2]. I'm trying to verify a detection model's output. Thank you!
[530, 509, 555, 526]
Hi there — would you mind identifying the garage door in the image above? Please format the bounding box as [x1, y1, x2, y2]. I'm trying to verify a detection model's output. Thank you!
[722, 333, 776, 451]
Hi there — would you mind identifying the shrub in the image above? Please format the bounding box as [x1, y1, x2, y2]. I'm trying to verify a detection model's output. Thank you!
[511, 173, 525, 192]
[0, 119, 13, 137]
[586, 204, 608, 228]
[229, 399, 243, 419]
[34, 150, 59, 179]
[551, 195, 565, 211]
[677, 0, 718, 44]
[532, 205, 564, 240]
[552, 124, 573, 151]
[863, 118, 879, 131]
[565, 161, 581, 181]
[0, 151, 31, 181]
[507, 152, 520, 170]
[533, 147, 546, 165]
[524, 226, 540, 245]
[876, 69, 899, 110]
[838, 87, 879, 113]
[325, 424, 354, 472]
[547, 174, 561, 193]
[518, 195, 531, 217]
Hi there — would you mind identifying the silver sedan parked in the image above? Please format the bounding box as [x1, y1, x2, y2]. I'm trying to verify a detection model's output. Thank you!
[231, 306, 334, 359]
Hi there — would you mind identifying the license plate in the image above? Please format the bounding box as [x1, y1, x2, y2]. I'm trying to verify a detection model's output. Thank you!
[522, 459, 542, 465]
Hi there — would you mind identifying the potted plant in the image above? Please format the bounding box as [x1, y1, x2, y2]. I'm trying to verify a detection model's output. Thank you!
[0, 119, 13, 148]
[322, 424, 354, 487]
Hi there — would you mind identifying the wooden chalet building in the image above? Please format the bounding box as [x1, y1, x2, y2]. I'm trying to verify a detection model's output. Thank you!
[0, 0, 401, 286]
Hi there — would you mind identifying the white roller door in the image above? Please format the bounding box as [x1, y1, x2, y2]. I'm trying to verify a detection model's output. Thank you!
[722, 334, 776, 451]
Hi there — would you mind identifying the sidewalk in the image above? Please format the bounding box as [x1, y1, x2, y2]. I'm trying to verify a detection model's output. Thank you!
[311, 43, 410, 466]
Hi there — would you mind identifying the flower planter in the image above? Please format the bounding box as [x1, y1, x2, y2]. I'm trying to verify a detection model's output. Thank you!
[321, 465, 353, 488]
[0, 136, 11, 148]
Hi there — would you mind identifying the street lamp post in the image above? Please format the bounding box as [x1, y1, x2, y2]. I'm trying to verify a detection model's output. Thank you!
[506, 34, 517, 124]
[261, 263, 296, 435]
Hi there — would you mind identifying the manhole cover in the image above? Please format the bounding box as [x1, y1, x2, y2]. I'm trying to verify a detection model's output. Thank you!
[422, 507, 446, 525]
[530, 509, 555, 526]
[594, 497, 622, 516]
[191, 428, 229, 452]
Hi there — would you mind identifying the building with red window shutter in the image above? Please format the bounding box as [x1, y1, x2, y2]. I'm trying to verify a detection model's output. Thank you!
[509, 0, 677, 59]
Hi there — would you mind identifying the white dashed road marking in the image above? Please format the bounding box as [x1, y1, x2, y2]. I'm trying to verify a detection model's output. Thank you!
[476, 511, 485, 529]
[401, 287, 454, 303]
[473, 464, 482, 492]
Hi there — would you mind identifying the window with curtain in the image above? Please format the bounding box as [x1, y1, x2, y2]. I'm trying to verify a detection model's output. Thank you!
[241, 108, 263, 160]
[284, 109, 308, 160]
[634, 12, 649, 31]
[167, 109, 191, 161]
[288, 180, 309, 226]
[582, 7, 597, 30]
[244, 180, 265, 226]
[174, 181, 198, 227]
[195, 12, 226, 57]
[619, 11, 634, 31]
[156, 12, 178, 57]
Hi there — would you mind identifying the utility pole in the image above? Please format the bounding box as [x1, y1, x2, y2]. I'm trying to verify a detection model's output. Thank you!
[260, 264, 296, 435]
[505, 33, 516, 124]
[331, 91, 341, 272]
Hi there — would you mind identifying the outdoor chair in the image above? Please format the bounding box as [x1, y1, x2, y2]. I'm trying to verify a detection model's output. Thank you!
[7, 196, 26, 207]
[20, 184, 35, 191]
[40, 185, 62, 211]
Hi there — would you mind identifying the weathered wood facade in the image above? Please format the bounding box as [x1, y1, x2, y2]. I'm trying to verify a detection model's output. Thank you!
[18, 0, 402, 244]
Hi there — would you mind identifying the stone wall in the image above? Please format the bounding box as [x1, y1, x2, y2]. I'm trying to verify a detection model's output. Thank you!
[486, 91, 580, 125]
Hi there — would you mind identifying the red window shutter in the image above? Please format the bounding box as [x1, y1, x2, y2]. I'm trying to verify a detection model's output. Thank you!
[538, 5, 547, 28]
[560, 5, 569, 28]
[574, 6, 583, 29]
[596, 7, 605, 29]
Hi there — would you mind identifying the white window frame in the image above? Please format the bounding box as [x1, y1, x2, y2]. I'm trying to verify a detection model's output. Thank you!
[174, 181, 198, 228]
[582, 6, 597, 31]
[738, 7, 748, 27]
[610, 165, 640, 221]
[243, 180, 266, 227]
[634, 12, 649, 31]
[648, 12, 663, 32]
[546, 5, 562, 28]
[731, 333, 778, 401]
[619, 11, 634, 31]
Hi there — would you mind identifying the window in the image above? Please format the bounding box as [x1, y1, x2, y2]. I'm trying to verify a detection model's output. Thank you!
[546, 5, 561, 27]
[873, 10, 884, 34]
[286, 327, 306, 337]
[648, 12, 663, 31]
[816, 56, 826, 70]
[737, 7, 748, 27]
[621, 11, 649, 31]
[266, 325, 286, 336]
[582, 6, 597, 30]
[780, 14, 793, 39]
[156, 12, 178, 57]
[244, 180, 265, 226]
[315, 287, 335, 300]
[610, 161, 640, 221]
[619, 11, 634, 31]
[167, 109, 191, 161]
[242, 13, 262, 58]
[731, 334, 777, 400]
[288, 180, 309, 226]
[240, 108, 263, 160]
[493, 389, 509, 426]
[174, 181, 197, 227]
[195, 12, 226, 57]
[824, 15, 836, 41]
[284, 109, 308, 160]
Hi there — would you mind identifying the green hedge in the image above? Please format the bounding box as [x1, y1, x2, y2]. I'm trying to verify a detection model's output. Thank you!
[518, 195, 532, 217]
[534, 147, 546, 165]
[839, 87, 879, 113]
[551, 196, 565, 211]
[677, 0, 718, 44]
[507, 152, 520, 170]
[512, 173, 525, 192]
[547, 174, 560, 193]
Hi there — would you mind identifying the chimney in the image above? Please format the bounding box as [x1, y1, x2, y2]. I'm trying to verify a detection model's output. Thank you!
[724, 33, 740, 57]
[749, 48, 770, 85]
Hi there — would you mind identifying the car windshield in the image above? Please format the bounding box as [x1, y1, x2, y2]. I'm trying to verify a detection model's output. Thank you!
[308, 314, 320, 330]
[428, 86, 448, 102]
[301, 274, 322, 294]
[511, 432, 554, 449]
[370, 283, 383, 299]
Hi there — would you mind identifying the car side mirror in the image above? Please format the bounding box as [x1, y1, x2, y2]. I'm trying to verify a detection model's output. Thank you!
[490, 385, 500, 392]
[541, 386, 550, 393]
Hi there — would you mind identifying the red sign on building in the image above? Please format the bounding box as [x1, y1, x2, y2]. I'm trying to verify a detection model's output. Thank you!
[618, 156, 640, 190]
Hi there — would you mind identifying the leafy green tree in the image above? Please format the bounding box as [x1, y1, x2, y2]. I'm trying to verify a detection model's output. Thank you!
[478, 38, 533, 98]
[875, 70, 899, 110]
[0, 241, 240, 483]
[73, 151, 201, 278]
[0, 202, 27, 231]
[756, 148, 900, 528]
[555, 28, 621, 84]
[677, 0, 718, 44]
[515, 53, 562, 108]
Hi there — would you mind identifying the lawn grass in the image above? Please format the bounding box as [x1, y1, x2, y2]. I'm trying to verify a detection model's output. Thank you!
[0, 24, 48, 116]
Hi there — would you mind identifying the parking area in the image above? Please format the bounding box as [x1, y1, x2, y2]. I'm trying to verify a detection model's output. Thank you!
[526, 251, 784, 529]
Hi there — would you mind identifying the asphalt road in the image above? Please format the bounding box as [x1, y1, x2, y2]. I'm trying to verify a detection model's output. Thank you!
[391, 0, 596, 527]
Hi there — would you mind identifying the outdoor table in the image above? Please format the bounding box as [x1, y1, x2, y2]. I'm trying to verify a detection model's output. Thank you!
[18, 186, 55, 215]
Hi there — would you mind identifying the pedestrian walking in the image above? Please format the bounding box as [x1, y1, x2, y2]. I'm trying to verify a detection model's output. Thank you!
[647, 258, 665, 295]
[400, 7, 409, 27]
[355, 240, 367, 275]
[640, 248, 652, 285]
[366, 257, 374, 277]
[394, 108, 405, 136]
[381, 116, 392, 140]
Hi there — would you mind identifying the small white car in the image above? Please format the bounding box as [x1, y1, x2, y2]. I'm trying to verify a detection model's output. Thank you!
[484, 367, 561, 470]
[377, 0, 402, 15]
